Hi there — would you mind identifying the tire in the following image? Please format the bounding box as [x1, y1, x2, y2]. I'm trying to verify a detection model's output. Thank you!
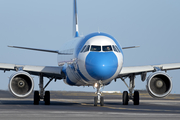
[100, 97, 104, 106]
[34, 91, 40, 105]
[94, 97, 98, 106]
[44, 91, 50, 105]
[134, 91, 139, 105]
[122, 91, 129, 105]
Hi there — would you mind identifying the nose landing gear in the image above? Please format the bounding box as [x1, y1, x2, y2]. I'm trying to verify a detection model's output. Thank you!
[94, 82, 104, 106]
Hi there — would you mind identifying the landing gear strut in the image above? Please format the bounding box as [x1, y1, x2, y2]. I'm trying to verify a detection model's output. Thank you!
[94, 81, 104, 106]
[121, 74, 140, 105]
[33, 73, 53, 105]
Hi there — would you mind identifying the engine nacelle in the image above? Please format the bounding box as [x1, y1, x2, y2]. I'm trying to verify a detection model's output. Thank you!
[8, 71, 34, 98]
[146, 71, 172, 98]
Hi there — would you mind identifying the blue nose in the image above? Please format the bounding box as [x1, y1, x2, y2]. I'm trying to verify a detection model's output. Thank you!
[85, 52, 118, 80]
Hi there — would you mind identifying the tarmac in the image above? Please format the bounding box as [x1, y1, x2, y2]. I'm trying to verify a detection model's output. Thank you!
[0, 90, 180, 120]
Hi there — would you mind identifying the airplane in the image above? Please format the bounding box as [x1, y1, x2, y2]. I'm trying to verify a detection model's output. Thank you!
[0, 0, 180, 106]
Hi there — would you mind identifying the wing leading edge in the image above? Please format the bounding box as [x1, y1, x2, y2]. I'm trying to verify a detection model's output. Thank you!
[119, 63, 180, 77]
[0, 63, 64, 79]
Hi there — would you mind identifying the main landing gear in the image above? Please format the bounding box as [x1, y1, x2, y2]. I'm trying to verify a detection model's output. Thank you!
[121, 74, 139, 105]
[93, 81, 104, 106]
[34, 90, 50, 105]
[34, 73, 53, 105]
[93, 75, 140, 106]
[122, 90, 139, 105]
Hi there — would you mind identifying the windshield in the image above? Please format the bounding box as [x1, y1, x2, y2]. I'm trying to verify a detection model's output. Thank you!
[90, 46, 101, 51]
[103, 45, 112, 51]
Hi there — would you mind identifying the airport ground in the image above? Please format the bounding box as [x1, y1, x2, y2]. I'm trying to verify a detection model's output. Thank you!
[0, 90, 180, 120]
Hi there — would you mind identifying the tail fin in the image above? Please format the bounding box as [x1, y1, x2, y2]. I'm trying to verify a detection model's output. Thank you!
[73, 0, 79, 37]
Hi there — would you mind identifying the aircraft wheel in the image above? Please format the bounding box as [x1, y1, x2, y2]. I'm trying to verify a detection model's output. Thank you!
[123, 91, 129, 105]
[44, 91, 50, 105]
[100, 97, 104, 106]
[94, 97, 98, 106]
[34, 91, 40, 105]
[134, 91, 139, 105]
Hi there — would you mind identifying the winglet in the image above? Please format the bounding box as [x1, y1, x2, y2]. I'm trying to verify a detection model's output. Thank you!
[74, 0, 79, 37]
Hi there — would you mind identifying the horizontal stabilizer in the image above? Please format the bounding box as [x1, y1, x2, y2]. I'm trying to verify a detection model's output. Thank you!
[122, 46, 140, 49]
[8, 46, 73, 55]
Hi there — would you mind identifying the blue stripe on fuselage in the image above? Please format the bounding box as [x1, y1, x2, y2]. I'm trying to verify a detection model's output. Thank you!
[66, 76, 76, 85]
[62, 64, 76, 85]
[77, 68, 90, 82]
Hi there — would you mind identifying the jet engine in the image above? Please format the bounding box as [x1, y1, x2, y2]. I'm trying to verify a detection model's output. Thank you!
[146, 71, 172, 98]
[8, 71, 34, 98]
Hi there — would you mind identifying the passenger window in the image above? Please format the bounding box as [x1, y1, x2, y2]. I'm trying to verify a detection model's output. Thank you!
[90, 46, 101, 51]
[83, 45, 90, 52]
[103, 45, 112, 51]
[80, 45, 86, 53]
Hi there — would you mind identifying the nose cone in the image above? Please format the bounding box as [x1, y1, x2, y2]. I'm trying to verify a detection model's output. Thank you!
[85, 52, 118, 80]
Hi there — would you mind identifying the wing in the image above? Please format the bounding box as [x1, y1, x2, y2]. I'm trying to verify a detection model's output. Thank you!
[0, 63, 64, 79]
[118, 63, 180, 78]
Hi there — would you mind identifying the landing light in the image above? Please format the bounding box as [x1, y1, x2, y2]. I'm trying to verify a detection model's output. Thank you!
[94, 83, 98, 88]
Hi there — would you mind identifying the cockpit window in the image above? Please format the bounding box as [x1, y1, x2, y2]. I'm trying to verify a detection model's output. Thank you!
[83, 45, 90, 52]
[112, 45, 121, 52]
[90, 45, 101, 51]
[115, 46, 121, 52]
[80, 45, 87, 53]
[103, 45, 112, 51]
[112, 45, 118, 52]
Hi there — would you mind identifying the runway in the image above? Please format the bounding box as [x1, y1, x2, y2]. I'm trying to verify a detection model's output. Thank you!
[0, 90, 180, 120]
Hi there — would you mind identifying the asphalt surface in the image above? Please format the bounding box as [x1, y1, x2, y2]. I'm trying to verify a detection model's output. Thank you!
[0, 90, 180, 120]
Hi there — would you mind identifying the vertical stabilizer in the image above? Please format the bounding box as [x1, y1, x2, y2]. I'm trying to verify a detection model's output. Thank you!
[73, 0, 79, 37]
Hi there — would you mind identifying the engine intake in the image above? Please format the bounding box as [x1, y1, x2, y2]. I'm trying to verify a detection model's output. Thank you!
[8, 71, 34, 98]
[146, 71, 172, 98]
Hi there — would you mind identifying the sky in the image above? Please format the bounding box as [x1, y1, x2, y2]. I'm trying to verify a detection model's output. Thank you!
[0, 0, 180, 94]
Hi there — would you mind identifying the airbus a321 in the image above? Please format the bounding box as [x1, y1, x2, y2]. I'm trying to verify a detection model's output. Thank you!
[0, 0, 179, 106]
